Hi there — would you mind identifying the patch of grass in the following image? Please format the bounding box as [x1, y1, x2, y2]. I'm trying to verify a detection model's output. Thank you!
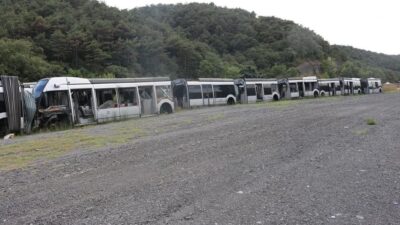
[366, 118, 377, 126]
[234, 99, 300, 109]
[383, 84, 399, 93]
[270, 99, 299, 107]
[207, 113, 225, 121]
[318, 95, 344, 101]
[352, 129, 369, 136]
[0, 125, 147, 171]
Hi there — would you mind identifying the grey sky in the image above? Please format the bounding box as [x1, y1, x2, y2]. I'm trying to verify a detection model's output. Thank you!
[103, 0, 400, 55]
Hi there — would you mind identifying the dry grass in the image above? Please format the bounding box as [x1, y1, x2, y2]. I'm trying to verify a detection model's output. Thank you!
[383, 84, 400, 93]
[352, 128, 369, 136]
[0, 125, 145, 171]
[207, 113, 225, 121]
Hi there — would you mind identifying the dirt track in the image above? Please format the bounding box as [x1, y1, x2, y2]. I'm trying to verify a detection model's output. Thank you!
[1, 93, 400, 225]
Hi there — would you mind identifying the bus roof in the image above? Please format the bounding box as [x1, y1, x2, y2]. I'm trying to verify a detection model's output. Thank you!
[89, 77, 170, 84]
[197, 78, 235, 82]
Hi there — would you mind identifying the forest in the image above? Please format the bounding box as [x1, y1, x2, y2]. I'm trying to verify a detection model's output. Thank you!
[0, 0, 399, 82]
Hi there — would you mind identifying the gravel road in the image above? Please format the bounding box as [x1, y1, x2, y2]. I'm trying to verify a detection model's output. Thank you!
[0, 93, 399, 225]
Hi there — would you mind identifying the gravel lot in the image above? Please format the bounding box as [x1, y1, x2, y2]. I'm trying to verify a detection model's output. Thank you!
[0, 93, 399, 225]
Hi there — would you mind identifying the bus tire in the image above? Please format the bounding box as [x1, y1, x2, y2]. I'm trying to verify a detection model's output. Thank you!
[227, 97, 235, 105]
[160, 103, 173, 114]
[321, 92, 325, 97]
[314, 91, 319, 98]
[273, 94, 279, 101]
[358, 90, 361, 94]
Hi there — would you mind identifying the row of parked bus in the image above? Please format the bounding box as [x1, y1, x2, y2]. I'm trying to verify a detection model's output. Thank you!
[0, 75, 382, 135]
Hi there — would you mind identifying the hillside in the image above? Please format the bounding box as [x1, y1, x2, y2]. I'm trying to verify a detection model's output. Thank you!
[0, 0, 399, 82]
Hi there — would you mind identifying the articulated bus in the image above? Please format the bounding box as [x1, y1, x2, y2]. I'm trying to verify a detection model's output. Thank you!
[33, 77, 174, 127]
[341, 77, 362, 95]
[361, 78, 382, 94]
[318, 78, 341, 96]
[234, 78, 282, 104]
[287, 76, 319, 98]
[172, 78, 237, 109]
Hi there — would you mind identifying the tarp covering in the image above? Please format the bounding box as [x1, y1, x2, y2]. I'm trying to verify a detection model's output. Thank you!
[23, 90, 36, 133]
[1, 76, 22, 132]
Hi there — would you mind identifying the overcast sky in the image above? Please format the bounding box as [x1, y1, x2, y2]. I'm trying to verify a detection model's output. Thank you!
[103, 0, 400, 55]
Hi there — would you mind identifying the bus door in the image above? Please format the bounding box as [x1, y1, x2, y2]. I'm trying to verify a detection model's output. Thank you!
[298, 82, 304, 97]
[256, 83, 263, 101]
[71, 88, 95, 125]
[139, 86, 156, 115]
[202, 84, 214, 106]
[330, 83, 335, 96]
[349, 81, 354, 94]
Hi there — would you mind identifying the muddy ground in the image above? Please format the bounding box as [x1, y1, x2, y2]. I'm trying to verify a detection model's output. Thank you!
[0, 93, 399, 225]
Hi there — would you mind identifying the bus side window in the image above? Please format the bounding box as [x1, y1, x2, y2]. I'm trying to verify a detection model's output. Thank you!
[97, 89, 117, 109]
[0, 93, 5, 113]
[290, 83, 297, 92]
[188, 85, 202, 99]
[119, 88, 137, 107]
[264, 84, 272, 95]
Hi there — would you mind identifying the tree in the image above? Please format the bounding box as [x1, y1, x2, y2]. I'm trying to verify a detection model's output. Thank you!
[0, 38, 60, 81]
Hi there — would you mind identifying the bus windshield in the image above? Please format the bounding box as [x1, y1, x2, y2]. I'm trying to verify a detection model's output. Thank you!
[33, 79, 49, 99]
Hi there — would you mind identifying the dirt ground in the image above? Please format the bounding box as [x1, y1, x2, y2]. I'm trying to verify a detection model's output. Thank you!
[0, 93, 400, 225]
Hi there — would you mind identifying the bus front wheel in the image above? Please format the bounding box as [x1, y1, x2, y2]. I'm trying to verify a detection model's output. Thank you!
[227, 98, 235, 105]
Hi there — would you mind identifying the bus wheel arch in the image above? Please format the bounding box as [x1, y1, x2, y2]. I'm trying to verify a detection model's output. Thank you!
[313, 91, 319, 97]
[273, 94, 279, 101]
[160, 103, 173, 114]
[321, 91, 325, 97]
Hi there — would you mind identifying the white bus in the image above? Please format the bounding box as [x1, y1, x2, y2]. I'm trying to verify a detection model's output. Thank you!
[32, 77, 174, 127]
[235, 78, 281, 103]
[318, 78, 341, 96]
[341, 78, 362, 95]
[172, 78, 237, 108]
[361, 78, 382, 94]
[287, 76, 319, 98]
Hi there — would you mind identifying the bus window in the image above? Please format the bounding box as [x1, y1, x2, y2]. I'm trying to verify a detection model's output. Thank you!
[156, 85, 172, 102]
[188, 85, 202, 99]
[214, 85, 235, 98]
[311, 82, 318, 90]
[246, 85, 256, 96]
[0, 93, 5, 113]
[118, 88, 137, 107]
[97, 89, 117, 109]
[264, 84, 272, 95]
[289, 83, 298, 92]
[33, 79, 49, 99]
[305, 82, 311, 91]
[271, 84, 278, 92]
[44, 91, 69, 108]
[320, 83, 330, 92]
